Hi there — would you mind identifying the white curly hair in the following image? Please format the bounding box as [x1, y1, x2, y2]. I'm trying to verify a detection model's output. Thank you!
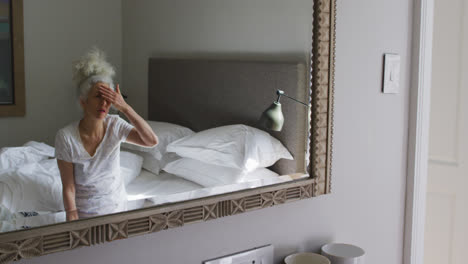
[72, 47, 115, 100]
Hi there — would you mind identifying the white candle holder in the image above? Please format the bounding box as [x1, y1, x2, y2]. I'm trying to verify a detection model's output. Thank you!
[284, 252, 330, 264]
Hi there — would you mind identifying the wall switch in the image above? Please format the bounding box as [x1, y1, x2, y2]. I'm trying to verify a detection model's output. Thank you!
[383, 53, 400, 94]
[204, 245, 274, 264]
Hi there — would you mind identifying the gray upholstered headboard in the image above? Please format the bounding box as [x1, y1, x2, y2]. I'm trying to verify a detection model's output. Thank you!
[148, 58, 308, 175]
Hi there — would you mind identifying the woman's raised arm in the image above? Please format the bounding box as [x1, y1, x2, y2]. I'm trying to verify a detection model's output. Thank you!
[98, 83, 158, 147]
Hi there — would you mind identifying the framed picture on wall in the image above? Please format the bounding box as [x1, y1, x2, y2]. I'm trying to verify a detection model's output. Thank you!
[0, 0, 13, 104]
[0, 0, 25, 117]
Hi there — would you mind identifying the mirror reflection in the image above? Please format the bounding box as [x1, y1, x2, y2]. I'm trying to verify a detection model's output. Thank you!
[0, 0, 312, 233]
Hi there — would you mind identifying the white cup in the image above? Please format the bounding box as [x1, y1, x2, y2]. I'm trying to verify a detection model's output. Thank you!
[284, 252, 331, 264]
[320, 243, 365, 264]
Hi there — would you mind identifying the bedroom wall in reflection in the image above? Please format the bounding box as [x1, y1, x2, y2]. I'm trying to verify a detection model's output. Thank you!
[0, 0, 13, 104]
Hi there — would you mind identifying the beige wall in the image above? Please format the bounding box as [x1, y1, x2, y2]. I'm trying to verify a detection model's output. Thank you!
[121, 0, 313, 117]
[20, 0, 412, 263]
[0, 0, 122, 147]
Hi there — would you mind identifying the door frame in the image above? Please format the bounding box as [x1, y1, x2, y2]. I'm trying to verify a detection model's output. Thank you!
[403, 0, 434, 263]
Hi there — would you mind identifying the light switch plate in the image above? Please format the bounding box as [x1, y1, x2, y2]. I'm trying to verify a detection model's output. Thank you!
[383, 53, 400, 94]
[203, 245, 274, 264]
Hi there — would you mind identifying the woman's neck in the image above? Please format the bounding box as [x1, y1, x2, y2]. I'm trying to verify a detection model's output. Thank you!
[79, 116, 105, 138]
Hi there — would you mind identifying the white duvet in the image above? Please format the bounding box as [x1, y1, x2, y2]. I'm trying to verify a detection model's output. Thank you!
[0, 141, 55, 170]
[0, 141, 282, 232]
[0, 158, 64, 213]
[0, 142, 146, 214]
[0, 142, 146, 232]
[0, 141, 63, 213]
[0, 205, 65, 233]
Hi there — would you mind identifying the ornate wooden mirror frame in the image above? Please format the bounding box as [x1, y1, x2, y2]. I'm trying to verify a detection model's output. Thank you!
[0, 0, 336, 262]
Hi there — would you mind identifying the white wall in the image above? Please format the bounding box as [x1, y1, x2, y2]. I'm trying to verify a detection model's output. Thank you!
[20, 0, 413, 263]
[0, 0, 122, 147]
[121, 0, 313, 117]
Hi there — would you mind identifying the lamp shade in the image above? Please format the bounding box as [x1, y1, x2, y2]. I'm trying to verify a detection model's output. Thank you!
[259, 102, 284, 131]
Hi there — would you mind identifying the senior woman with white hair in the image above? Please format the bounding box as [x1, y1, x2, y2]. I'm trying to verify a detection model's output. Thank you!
[55, 48, 158, 221]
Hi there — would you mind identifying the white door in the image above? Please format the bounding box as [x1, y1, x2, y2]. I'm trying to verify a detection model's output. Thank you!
[424, 0, 468, 263]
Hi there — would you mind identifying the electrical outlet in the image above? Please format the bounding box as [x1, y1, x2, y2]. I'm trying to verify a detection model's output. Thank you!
[203, 245, 274, 264]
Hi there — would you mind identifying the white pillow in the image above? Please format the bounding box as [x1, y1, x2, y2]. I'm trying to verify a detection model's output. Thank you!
[120, 151, 143, 185]
[122, 150, 179, 175]
[122, 121, 194, 159]
[163, 158, 245, 187]
[123, 149, 162, 175]
[166, 125, 293, 172]
[121, 121, 194, 174]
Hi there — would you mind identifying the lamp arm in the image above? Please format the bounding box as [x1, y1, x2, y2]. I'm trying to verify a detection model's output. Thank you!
[275, 90, 309, 107]
[282, 94, 309, 107]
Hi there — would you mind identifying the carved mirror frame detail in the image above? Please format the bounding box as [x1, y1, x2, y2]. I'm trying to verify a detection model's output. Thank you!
[0, 0, 336, 262]
[310, 0, 335, 195]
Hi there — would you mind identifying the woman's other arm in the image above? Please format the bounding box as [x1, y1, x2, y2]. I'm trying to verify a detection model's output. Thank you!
[57, 159, 78, 221]
[98, 84, 158, 147]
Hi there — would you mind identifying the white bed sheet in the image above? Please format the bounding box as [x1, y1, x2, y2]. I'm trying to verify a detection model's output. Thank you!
[126, 167, 303, 208]
[126, 167, 283, 203]
[126, 169, 203, 201]
[143, 174, 304, 207]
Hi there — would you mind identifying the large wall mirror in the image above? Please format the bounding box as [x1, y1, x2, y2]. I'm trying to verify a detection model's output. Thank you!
[0, 0, 335, 262]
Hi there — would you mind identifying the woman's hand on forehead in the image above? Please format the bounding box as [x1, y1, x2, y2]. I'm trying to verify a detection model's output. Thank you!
[97, 83, 112, 93]
[98, 83, 128, 112]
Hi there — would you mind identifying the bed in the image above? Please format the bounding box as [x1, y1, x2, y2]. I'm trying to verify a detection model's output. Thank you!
[0, 59, 309, 232]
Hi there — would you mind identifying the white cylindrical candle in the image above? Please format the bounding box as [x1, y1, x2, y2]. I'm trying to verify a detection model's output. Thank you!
[320, 243, 365, 264]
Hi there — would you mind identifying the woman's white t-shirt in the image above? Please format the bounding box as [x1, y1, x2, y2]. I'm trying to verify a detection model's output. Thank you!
[54, 115, 134, 218]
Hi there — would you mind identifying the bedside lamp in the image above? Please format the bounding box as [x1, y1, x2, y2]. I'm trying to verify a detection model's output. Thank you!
[259, 89, 309, 131]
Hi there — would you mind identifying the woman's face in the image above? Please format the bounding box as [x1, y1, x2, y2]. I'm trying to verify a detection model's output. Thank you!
[80, 82, 112, 120]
